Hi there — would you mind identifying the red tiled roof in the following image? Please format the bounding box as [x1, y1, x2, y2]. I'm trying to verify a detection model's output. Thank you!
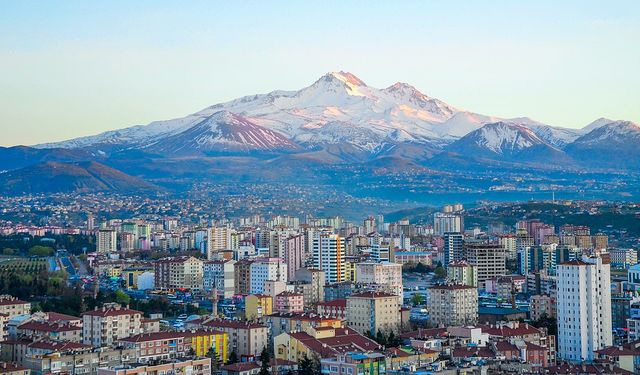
[494, 340, 518, 353]
[203, 319, 266, 330]
[479, 323, 542, 337]
[18, 321, 81, 333]
[82, 307, 142, 317]
[452, 346, 495, 359]
[317, 299, 346, 308]
[45, 312, 81, 322]
[0, 362, 28, 373]
[348, 291, 396, 298]
[220, 362, 261, 372]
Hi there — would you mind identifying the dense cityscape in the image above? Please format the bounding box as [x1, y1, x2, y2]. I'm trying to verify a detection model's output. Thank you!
[3, 2, 639, 375]
[0, 197, 637, 374]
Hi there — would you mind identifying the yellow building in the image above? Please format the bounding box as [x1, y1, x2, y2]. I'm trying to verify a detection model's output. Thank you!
[245, 295, 273, 320]
[344, 260, 357, 281]
[274, 325, 380, 362]
[185, 330, 229, 362]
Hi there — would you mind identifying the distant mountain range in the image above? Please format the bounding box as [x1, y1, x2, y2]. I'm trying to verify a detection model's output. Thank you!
[2, 71, 639, 194]
[0, 161, 158, 195]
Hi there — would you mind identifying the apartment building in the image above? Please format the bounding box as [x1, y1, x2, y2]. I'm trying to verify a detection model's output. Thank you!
[154, 256, 204, 292]
[82, 303, 143, 347]
[97, 358, 211, 375]
[346, 292, 400, 335]
[464, 242, 506, 289]
[427, 284, 478, 327]
[0, 296, 31, 319]
[203, 259, 236, 298]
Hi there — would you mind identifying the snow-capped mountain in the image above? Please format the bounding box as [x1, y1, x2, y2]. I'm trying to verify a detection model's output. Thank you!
[34, 72, 491, 155]
[33, 71, 637, 168]
[145, 111, 297, 156]
[447, 122, 552, 154]
[565, 120, 640, 168]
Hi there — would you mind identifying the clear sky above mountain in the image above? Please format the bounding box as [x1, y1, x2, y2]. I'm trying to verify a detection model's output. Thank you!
[1, 1, 638, 146]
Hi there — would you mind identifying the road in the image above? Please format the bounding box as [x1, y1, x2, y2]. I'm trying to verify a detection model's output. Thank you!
[60, 256, 77, 276]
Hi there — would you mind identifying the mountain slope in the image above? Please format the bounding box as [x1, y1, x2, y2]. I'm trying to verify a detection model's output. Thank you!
[25, 71, 638, 171]
[0, 161, 158, 195]
[444, 122, 571, 165]
[0, 146, 98, 171]
[565, 120, 640, 168]
[145, 111, 298, 156]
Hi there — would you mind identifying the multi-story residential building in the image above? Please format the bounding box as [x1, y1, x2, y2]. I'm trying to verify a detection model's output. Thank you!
[464, 242, 506, 289]
[317, 299, 347, 320]
[82, 303, 143, 347]
[97, 358, 211, 375]
[433, 213, 463, 236]
[346, 292, 399, 335]
[245, 295, 273, 320]
[249, 258, 287, 295]
[447, 260, 477, 287]
[97, 229, 117, 253]
[122, 267, 155, 290]
[274, 291, 304, 314]
[626, 300, 640, 342]
[355, 261, 403, 301]
[529, 294, 556, 321]
[0, 362, 28, 375]
[15, 321, 82, 342]
[557, 256, 612, 362]
[119, 330, 228, 362]
[312, 233, 345, 284]
[203, 259, 236, 298]
[274, 325, 380, 363]
[186, 318, 268, 358]
[320, 352, 386, 375]
[427, 284, 478, 327]
[0, 296, 31, 319]
[264, 312, 342, 339]
[499, 234, 517, 260]
[592, 234, 609, 250]
[0, 339, 137, 375]
[208, 226, 232, 259]
[609, 248, 638, 269]
[443, 232, 464, 267]
[234, 259, 254, 296]
[393, 250, 432, 265]
[154, 256, 204, 292]
[294, 268, 325, 305]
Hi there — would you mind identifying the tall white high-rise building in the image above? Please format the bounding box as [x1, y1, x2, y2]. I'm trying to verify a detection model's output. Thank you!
[312, 233, 345, 284]
[433, 213, 463, 236]
[97, 229, 117, 253]
[557, 255, 612, 362]
[207, 226, 233, 259]
[249, 257, 287, 294]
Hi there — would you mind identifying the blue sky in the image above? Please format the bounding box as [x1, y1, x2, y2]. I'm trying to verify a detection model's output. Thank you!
[1, 1, 639, 146]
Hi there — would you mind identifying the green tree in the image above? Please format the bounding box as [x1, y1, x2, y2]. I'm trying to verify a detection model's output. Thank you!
[28, 245, 54, 257]
[113, 289, 131, 305]
[227, 350, 239, 364]
[2, 248, 15, 255]
[207, 348, 222, 371]
[434, 265, 446, 279]
[298, 354, 321, 375]
[259, 346, 270, 375]
[411, 293, 424, 306]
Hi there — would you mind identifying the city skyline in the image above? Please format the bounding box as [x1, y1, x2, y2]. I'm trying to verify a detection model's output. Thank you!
[2, 1, 639, 146]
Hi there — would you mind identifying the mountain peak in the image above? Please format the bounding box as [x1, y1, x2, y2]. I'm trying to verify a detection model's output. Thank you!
[322, 71, 367, 87]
